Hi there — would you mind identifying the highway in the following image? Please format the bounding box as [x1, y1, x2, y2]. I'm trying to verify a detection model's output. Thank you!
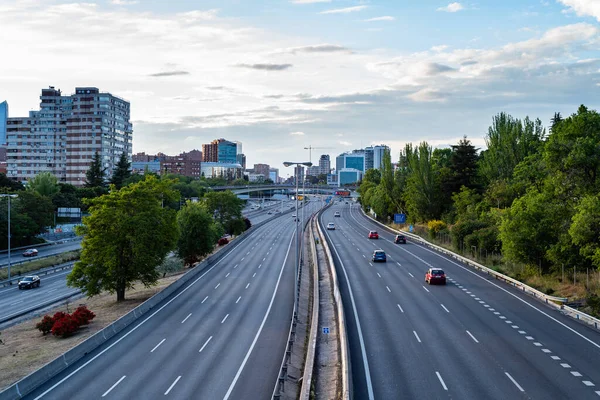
[0, 240, 82, 268]
[24, 200, 321, 399]
[320, 202, 600, 400]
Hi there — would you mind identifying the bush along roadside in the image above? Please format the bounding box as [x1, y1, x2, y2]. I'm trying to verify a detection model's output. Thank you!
[36, 306, 96, 338]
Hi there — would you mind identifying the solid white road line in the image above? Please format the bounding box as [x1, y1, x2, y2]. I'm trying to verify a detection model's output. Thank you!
[151, 339, 166, 353]
[10, 300, 23, 305]
[397, 304, 404, 313]
[164, 376, 181, 395]
[440, 304, 450, 313]
[505, 372, 524, 392]
[413, 331, 422, 343]
[466, 330, 479, 343]
[236, 296, 241, 304]
[102, 375, 126, 397]
[199, 336, 213, 352]
[436, 372, 448, 391]
[202, 296, 208, 304]
[224, 229, 295, 400]
[181, 313, 192, 324]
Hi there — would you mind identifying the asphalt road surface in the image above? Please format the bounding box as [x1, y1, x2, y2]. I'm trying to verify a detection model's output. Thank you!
[24, 201, 321, 400]
[0, 240, 82, 268]
[320, 202, 600, 400]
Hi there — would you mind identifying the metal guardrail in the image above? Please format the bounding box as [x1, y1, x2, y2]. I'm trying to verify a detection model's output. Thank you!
[299, 217, 320, 400]
[361, 210, 600, 332]
[316, 206, 350, 400]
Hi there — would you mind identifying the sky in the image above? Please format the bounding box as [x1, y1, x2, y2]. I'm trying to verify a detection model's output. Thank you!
[0, 0, 599, 177]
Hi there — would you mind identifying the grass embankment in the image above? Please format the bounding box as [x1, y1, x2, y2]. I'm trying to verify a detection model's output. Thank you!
[388, 222, 600, 317]
[0, 251, 81, 281]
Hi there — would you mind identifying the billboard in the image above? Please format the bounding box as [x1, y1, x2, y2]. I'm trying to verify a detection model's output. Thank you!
[335, 190, 351, 197]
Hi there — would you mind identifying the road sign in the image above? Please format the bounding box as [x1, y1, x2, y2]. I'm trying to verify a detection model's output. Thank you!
[322, 327, 330, 334]
[409, 225, 414, 232]
[394, 213, 406, 224]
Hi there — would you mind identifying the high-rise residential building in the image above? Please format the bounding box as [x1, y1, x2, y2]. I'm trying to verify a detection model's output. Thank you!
[294, 165, 305, 184]
[253, 163, 270, 178]
[306, 165, 320, 176]
[0, 100, 8, 145]
[318, 154, 331, 175]
[6, 86, 134, 186]
[218, 139, 237, 163]
[364, 147, 374, 170]
[372, 145, 389, 170]
[202, 142, 218, 162]
[6, 87, 71, 182]
[65, 87, 132, 186]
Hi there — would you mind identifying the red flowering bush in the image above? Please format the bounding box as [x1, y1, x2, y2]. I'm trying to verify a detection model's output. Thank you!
[36, 315, 55, 335]
[72, 306, 96, 326]
[51, 314, 80, 338]
[218, 237, 229, 246]
[52, 311, 68, 321]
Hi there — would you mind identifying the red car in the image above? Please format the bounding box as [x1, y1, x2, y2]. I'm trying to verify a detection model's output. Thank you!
[368, 231, 379, 239]
[425, 268, 447, 285]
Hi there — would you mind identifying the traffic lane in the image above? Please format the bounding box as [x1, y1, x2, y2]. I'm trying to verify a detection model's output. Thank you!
[348, 205, 600, 397]
[106, 225, 295, 400]
[323, 208, 524, 400]
[320, 215, 448, 400]
[25, 217, 294, 399]
[0, 241, 81, 266]
[0, 270, 79, 322]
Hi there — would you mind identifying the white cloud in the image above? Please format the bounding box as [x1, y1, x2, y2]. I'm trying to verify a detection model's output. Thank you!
[320, 6, 368, 14]
[558, 0, 600, 21]
[290, 131, 305, 135]
[437, 2, 464, 12]
[339, 140, 352, 146]
[431, 45, 449, 52]
[111, 0, 139, 5]
[364, 16, 395, 22]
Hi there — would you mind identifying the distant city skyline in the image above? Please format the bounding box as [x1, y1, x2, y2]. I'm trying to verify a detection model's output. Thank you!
[1, 0, 598, 173]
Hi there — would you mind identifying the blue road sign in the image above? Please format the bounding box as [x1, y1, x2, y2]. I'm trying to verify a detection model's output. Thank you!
[409, 225, 414, 232]
[394, 213, 407, 224]
[323, 327, 330, 334]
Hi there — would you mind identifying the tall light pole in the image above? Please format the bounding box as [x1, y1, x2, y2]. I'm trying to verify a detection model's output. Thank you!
[1, 194, 18, 281]
[283, 161, 312, 318]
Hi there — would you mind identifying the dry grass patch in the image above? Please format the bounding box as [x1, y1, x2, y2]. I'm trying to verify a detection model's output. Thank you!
[0, 273, 184, 390]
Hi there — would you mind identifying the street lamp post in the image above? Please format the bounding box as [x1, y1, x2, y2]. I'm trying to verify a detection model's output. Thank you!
[1, 194, 18, 281]
[283, 161, 312, 319]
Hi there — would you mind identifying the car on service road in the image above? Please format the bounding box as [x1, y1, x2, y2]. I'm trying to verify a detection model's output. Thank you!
[394, 235, 407, 244]
[372, 250, 387, 262]
[18, 275, 41, 289]
[23, 248, 38, 257]
[327, 222, 335, 230]
[368, 231, 379, 239]
[425, 268, 446, 285]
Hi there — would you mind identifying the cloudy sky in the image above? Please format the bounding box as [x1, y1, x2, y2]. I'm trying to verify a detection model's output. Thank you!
[1, 0, 599, 177]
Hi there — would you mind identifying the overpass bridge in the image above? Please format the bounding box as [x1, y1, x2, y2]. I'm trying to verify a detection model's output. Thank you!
[209, 184, 358, 197]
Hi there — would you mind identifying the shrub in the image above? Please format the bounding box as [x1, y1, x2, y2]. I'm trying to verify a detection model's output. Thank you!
[52, 311, 68, 321]
[51, 314, 80, 338]
[218, 237, 229, 246]
[427, 220, 447, 239]
[36, 315, 55, 335]
[72, 306, 96, 326]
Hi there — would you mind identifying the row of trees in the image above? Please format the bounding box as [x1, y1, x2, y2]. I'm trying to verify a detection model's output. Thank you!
[67, 175, 247, 301]
[359, 105, 600, 278]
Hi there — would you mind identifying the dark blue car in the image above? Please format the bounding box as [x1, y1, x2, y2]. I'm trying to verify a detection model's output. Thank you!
[372, 250, 387, 263]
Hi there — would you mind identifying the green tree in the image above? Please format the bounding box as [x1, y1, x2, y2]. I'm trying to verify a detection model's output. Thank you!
[203, 191, 244, 234]
[363, 169, 381, 185]
[446, 136, 479, 195]
[52, 183, 81, 209]
[176, 202, 223, 266]
[0, 173, 24, 191]
[85, 152, 106, 188]
[27, 172, 59, 197]
[68, 177, 179, 301]
[404, 142, 442, 222]
[110, 152, 131, 190]
[569, 194, 600, 269]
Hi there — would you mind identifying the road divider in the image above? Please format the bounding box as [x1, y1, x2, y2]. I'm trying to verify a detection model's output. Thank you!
[361, 209, 600, 332]
[0, 211, 288, 400]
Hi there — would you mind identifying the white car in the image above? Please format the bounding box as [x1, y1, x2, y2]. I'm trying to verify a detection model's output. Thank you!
[327, 222, 335, 230]
[334, 211, 341, 217]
